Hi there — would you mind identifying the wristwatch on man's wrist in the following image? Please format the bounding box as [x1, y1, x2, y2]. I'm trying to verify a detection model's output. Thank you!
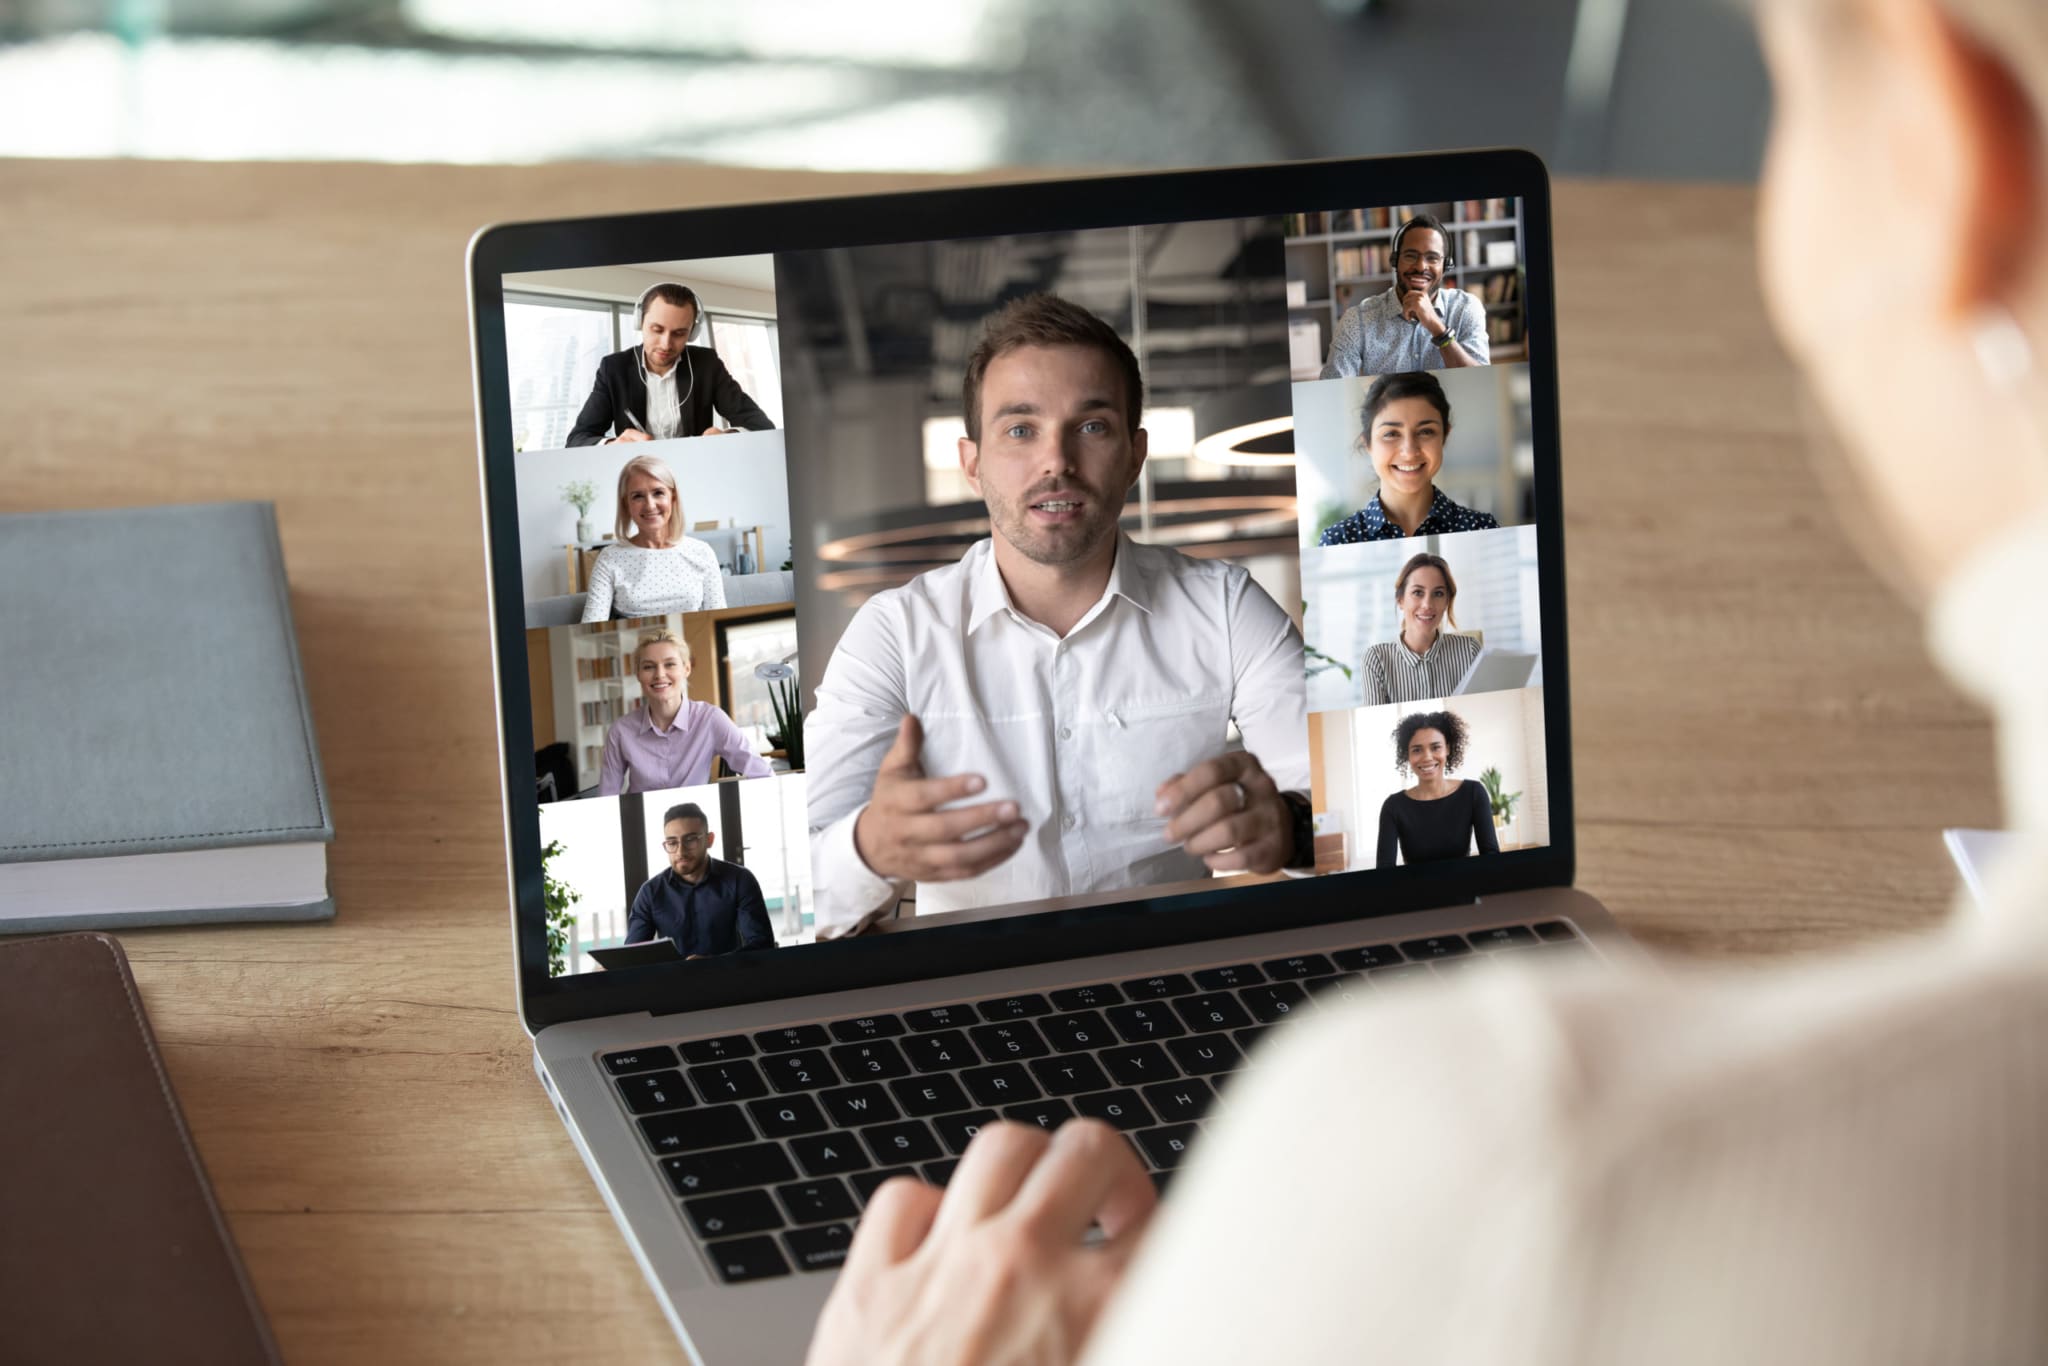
[1431, 326, 1455, 348]
[1281, 791, 1316, 869]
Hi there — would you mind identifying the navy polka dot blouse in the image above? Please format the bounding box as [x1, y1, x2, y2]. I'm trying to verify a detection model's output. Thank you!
[1318, 487, 1501, 545]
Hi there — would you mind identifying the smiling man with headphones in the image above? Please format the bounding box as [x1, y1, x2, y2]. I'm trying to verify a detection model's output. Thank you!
[1319, 212, 1490, 378]
[565, 281, 775, 446]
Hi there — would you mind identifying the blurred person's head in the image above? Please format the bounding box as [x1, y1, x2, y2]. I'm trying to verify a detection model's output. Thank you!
[1758, 0, 2048, 594]
[639, 283, 700, 375]
[958, 294, 1149, 571]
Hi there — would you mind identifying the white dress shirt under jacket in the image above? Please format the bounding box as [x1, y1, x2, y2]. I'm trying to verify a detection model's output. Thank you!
[1085, 508, 2048, 1365]
[805, 536, 1311, 936]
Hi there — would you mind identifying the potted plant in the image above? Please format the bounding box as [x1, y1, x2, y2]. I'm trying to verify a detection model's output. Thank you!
[756, 658, 803, 770]
[1478, 766, 1522, 842]
[541, 838, 581, 977]
[562, 479, 599, 544]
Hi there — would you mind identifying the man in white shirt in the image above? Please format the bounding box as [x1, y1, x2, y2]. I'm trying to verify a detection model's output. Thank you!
[805, 293, 1313, 937]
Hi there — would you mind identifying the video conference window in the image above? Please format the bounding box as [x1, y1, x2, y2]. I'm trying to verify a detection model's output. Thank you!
[499, 194, 1555, 976]
[1283, 198, 1527, 381]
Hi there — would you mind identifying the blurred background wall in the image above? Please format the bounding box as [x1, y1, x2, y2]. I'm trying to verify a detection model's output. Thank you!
[0, 0, 1769, 177]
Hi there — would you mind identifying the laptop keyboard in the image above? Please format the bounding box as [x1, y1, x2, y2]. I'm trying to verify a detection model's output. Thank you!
[598, 919, 1588, 1284]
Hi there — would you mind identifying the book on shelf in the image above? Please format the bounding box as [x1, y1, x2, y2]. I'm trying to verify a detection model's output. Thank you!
[0, 502, 334, 933]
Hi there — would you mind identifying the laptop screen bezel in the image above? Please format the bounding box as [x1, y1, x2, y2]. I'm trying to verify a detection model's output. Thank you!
[468, 150, 1574, 1035]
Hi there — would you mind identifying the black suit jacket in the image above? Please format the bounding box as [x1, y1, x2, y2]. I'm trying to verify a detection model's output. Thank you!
[565, 345, 774, 446]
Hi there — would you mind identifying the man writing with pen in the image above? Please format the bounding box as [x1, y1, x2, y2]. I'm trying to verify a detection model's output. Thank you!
[1320, 212, 1490, 377]
[566, 282, 775, 446]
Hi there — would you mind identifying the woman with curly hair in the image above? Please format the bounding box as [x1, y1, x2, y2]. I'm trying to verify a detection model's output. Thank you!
[1373, 708, 1498, 866]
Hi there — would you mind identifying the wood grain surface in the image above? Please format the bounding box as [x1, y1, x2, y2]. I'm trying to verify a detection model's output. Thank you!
[0, 159, 1996, 1365]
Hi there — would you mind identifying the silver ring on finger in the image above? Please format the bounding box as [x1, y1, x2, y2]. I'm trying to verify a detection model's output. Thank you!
[1230, 780, 1247, 812]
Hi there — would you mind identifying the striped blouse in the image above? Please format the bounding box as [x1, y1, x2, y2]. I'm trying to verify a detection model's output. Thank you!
[1359, 631, 1483, 705]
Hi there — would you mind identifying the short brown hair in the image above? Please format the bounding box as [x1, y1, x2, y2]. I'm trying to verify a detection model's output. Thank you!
[1394, 552, 1459, 629]
[640, 282, 700, 325]
[961, 293, 1144, 440]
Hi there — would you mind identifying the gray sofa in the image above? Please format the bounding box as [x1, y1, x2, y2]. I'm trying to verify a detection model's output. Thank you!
[523, 569, 796, 628]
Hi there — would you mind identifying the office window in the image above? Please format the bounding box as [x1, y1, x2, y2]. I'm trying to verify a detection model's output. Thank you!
[504, 295, 613, 452]
[720, 615, 799, 746]
[704, 312, 784, 428]
[739, 774, 815, 943]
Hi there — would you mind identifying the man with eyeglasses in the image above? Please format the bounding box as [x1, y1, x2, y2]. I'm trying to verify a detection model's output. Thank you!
[1320, 212, 1490, 378]
[624, 802, 776, 958]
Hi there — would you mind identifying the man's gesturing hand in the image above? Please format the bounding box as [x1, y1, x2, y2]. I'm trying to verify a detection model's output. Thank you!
[1155, 751, 1295, 873]
[1401, 287, 1445, 337]
[853, 715, 1030, 883]
[807, 1120, 1157, 1366]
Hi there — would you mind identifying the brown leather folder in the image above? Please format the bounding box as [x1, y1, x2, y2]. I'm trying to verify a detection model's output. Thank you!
[0, 932, 282, 1365]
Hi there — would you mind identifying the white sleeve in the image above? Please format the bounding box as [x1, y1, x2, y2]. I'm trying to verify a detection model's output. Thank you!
[1224, 567, 1311, 793]
[580, 549, 616, 623]
[804, 595, 913, 935]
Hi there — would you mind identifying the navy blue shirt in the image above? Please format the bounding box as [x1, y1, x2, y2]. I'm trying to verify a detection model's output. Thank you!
[626, 858, 776, 957]
[1319, 487, 1500, 545]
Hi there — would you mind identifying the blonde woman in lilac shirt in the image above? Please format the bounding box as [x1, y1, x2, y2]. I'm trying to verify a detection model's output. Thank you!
[597, 630, 772, 795]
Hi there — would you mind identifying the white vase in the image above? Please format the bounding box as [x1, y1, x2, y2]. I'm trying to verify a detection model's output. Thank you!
[575, 517, 595, 544]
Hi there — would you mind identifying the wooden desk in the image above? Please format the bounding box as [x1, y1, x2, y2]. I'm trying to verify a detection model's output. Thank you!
[0, 161, 1996, 1364]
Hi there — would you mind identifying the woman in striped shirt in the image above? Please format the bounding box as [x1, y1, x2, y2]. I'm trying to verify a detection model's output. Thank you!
[1360, 551, 1481, 705]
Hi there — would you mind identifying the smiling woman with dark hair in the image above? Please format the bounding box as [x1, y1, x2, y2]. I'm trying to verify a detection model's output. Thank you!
[1319, 373, 1501, 544]
[1373, 709, 1498, 867]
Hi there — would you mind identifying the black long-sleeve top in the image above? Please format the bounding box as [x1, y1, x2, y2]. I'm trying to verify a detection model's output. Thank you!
[1375, 779, 1500, 867]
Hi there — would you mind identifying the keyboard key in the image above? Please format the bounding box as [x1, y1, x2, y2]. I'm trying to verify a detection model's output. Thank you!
[889, 1073, 972, 1118]
[755, 1024, 831, 1053]
[1135, 1123, 1199, 1169]
[1468, 925, 1537, 950]
[1072, 1089, 1155, 1130]
[862, 1119, 942, 1165]
[706, 1234, 788, 1283]
[904, 1004, 975, 1032]
[1232, 1026, 1270, 1054]
[789, 1133, 870, 1176]
[1533, 920, 1579, 942]
[1432, 956, 1485, 979]
[977, 994, 1053, 1021]
[687, 1059, 769, 1103]
[759, 1050, 840, 1093]
[830, 1014, 906, 1041]
[970, 1021, 1050, 1062]
[617, 1070, 695, 1115]
[1303, 973, 1370, 1006]
[829, 1039, 912, 1082]
[1106, 1002, 1186, 1043]
[1399, 935, 1472, 960]
[1039, 1011, 1115, 1053]
[903, 1029, 978, 1073]
[1239, 982, 1313, 1023]
[639, 1105, 752, 1155]
[1261, 953, 1336, 979]
[1171, 993, 1252, 1034]
[679, 1035, 755, 1064]
[999, 1099, 1073, 1132]
[1028, 1053, 1112, 1096]
[1143, 1079, 1214, 1124]
[1165, 1035, 1242, 1077]
[922, 1158, 960, 1186]
[962, 1062, 1042, 1107]
[933, 1109, 1000, 1155]
[747, 1094, 830, 1139]
[1100, 1043, 1175, 1088]
[602, 1046, 678, 1075]
[783, 1222, 855, 1271]
[1369, 963, 1432, 987]
[684, 1189, 784, 1240]
[1331, 944, 1403, 972]
[1049, 982, 1124, 1011]
[820, 1083, 901, 1128]
[1191, 963, 1265, 991]
[663, 1142, 796, 1198]
[774, 1177, 859, 1225]
[1121, 973, 1196, 999]
[850, 1167, 917, 1205]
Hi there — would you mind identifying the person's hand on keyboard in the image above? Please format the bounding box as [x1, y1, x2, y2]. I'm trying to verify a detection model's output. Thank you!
[807, 1118, 1156, 1366]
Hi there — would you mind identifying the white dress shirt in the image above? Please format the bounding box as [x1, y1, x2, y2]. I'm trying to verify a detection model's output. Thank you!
[805, 536, 1310, 936]
[1086, 509, 2048, 1365]
[641, 354, 683, 441]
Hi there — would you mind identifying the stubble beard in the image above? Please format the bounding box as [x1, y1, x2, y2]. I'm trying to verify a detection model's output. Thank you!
[988, 477, 1121, 568]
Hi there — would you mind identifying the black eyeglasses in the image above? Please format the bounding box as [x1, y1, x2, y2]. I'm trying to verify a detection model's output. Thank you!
[662, 834, 707, 850]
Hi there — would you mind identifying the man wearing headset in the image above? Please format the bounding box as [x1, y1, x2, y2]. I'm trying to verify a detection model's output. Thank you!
[564, 282, 776, 446]
[1319, 212, 1490, 378]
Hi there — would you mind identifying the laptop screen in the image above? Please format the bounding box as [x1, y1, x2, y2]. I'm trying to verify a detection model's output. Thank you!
[474, 158, 1566, 1020]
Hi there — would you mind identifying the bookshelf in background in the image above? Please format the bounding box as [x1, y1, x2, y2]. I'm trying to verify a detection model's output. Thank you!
[1284, 198, 1528, 380]
[564, 618, 651, 781]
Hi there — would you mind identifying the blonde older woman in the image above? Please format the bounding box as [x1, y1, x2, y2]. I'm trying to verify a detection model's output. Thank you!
[596, 630, 772, 795]
[578, 453, 726, 622]
[807, 2, 2048, 1363]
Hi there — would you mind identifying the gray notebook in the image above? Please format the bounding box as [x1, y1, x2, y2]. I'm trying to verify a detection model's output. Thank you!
[0, 502, 334, 933]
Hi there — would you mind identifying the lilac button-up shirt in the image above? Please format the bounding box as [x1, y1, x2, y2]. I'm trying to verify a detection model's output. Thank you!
[597, 700, 773, 795]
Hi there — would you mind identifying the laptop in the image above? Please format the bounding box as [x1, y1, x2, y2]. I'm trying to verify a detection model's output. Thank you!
[468, 150, 1624, 1364]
